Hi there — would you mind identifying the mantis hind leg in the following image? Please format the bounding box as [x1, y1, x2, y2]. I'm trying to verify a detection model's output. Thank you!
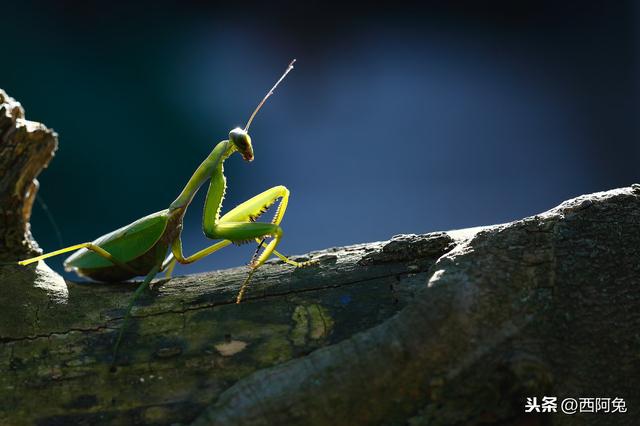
[112, 261, 162, 365]
[18, 242, 138, 275]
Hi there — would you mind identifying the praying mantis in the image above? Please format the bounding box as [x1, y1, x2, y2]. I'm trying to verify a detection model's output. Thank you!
[18, 59, 315, 358]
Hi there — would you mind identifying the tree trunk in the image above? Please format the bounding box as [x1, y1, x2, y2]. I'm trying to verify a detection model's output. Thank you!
[0, 89, 638, 426]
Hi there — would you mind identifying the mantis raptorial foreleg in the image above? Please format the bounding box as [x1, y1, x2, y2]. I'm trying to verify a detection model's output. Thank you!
[213, 185, 315, 302]
[218, 185, 289, 225]
[223, 186, 316, 267]
[216, 185, 291, 268]
[219, 185, 303, 265]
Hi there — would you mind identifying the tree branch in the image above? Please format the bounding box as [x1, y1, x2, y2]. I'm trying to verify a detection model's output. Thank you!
[1, 88, 638, 426]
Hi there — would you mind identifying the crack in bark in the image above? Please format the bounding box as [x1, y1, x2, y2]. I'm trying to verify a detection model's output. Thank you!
[0, 266, 440, 345]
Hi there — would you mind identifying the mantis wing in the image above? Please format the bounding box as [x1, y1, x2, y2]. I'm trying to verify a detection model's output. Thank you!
[65, 209, 170, 270]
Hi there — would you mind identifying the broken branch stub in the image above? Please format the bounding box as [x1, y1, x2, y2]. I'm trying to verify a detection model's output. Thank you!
[0, 88, 58, 260]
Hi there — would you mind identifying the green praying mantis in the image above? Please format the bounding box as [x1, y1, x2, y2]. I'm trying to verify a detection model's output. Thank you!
[18, 59, 315, 358]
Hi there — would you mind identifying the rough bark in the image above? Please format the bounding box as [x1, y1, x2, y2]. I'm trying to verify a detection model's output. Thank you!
[0, 89, 638, 426]
[192, 187, 640, 426]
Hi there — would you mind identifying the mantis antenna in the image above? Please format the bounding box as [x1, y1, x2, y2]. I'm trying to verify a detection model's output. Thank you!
[244, 59, 296, 131]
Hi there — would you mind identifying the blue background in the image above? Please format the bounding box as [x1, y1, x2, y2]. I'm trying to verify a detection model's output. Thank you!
[2, 1, 638, 276]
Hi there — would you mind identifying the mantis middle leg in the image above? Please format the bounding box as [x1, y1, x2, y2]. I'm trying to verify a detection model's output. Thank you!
[161, 254, 179, 278]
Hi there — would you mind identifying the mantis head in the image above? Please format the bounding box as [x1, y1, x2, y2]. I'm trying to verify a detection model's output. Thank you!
[230, 127, 254, 162]
[232, 59, 296, 163]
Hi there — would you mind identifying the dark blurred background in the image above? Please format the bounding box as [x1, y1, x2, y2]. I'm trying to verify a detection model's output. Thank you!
[2, 1, 638, 277]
